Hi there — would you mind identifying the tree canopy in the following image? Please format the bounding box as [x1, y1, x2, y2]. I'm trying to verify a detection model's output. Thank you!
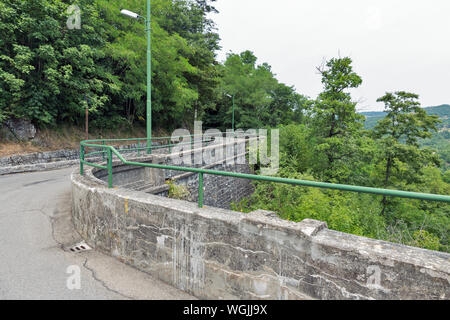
[0, 0, 305, 131]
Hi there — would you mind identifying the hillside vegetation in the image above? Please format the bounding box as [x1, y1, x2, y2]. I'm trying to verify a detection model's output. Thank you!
[0, 0, 448, 252]
[363, 105, 450, 170]
[363, 105, 450, 130]
[0, 0, 303, 132]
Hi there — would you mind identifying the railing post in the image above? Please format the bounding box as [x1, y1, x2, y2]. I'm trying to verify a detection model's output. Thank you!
[107, 147, 113, 188]
[80, 144, 85, 175]
[147, 138, 152, 155]
[102, 140, 105, 161]
[137, 139, 141, 157]
[198, 172, 204, 208]
[168, 138, 171, 153]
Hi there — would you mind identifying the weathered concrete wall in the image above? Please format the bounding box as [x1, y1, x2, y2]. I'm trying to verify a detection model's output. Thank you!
[72, 164, 450, 300]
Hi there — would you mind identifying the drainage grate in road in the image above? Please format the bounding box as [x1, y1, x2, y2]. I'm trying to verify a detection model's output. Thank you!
[68, 241, 92, 253]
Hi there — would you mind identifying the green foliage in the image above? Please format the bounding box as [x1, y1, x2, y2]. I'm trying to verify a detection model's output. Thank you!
[0, 1, 448, 253]
[235, 65, 449, 252]
[204, 50, 309, 130]
[97, 0, 221, 130]
[310, 57, 366, 182]
[0, 0, 116, 126]
[166, 180, 190, 200]
[444, 170, 450, 183]
[238, 123, 450, 252]
[0, 0, 221, 130]
[372, 92, 441, 216]
[363, 105, 449, 131]
[237, 169, 386, 239]
[363, 105, 450, 171]
[278, 124, 315, 174]
[0, 0, 309, 131]
[410, 230, 441, 251]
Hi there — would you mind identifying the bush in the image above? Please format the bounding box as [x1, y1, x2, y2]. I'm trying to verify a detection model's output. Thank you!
[166, 180, 190, 201]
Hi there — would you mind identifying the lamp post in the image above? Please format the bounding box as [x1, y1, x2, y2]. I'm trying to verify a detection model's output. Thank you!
[120, 1, 152, 154]
[226, 94, 235, 131]
[84, 94, 90, 141]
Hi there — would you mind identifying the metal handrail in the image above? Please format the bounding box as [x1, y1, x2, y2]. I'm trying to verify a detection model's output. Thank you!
[80, 137, 450, 208]
[82, 134, 221, 158]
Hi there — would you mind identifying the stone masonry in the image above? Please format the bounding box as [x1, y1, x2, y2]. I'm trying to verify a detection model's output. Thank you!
[71, 141, 450, 300]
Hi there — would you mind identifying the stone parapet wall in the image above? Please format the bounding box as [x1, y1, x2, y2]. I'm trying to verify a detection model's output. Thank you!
[71, 163, 450, 300]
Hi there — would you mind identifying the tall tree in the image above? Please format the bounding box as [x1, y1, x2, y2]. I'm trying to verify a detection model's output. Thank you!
[0, 0, 115, 126]
[98, 0, 221, 130]
[206, 51, 305, 130]
[0, 0, 222, 131]
[372, 91, 441, 216]
[311, 57, 365, 182]
[151, 0, 221, 127]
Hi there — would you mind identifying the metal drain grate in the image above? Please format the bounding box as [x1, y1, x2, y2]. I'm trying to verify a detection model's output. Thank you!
[68, 241, 92, 253]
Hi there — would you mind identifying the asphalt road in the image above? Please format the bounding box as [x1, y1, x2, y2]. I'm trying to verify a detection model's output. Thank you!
[0, 167, 195, 300]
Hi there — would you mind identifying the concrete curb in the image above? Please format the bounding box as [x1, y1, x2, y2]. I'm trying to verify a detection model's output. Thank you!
[0, 159, 80, 175]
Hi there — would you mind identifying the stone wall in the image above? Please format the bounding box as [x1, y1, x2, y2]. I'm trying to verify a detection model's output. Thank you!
[0, 118, 36, 141]
[0, 142, 158, 175]
[92, 140, 254, 210]
[71, 163, 450, 300]
[176, 163, 253, 209]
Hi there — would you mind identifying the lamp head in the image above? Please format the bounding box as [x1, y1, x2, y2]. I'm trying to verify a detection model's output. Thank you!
[120, 9, 140, 19]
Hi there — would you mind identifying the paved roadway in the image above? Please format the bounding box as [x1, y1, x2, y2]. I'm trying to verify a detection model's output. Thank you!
[0, 167, 195, 300]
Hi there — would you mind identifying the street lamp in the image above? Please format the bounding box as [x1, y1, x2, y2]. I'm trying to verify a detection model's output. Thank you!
[120, 9, 141, 19]
[226, 94, 235, 131]
[120, 1, 152, 154]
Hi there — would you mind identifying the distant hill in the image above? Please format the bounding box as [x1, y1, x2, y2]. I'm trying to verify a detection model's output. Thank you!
[361, 104, 450, 130]
[361, 105, 450, 170]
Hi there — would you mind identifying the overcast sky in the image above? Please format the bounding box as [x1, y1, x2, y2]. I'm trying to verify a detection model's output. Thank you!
[209, 0, 450, 111]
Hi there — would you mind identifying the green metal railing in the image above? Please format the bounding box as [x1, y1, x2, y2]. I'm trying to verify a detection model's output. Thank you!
[80, 137, 450, 208]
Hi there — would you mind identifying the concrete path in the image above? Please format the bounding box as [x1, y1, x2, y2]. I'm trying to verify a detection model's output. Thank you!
[0, 167, 195, 300]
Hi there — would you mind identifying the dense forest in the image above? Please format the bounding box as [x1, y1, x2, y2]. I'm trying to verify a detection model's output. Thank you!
[0, 0, 303, 130]
[0, 0, 448, 252]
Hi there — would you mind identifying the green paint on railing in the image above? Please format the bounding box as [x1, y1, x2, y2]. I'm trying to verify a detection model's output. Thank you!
[137, 139, 141, 157]
[107, 148, 113, 188]
[102, 140, 106, 161]
[198, 172, 204, 208]
[80, 145, 84, 175]
[81, 160, 107, 170]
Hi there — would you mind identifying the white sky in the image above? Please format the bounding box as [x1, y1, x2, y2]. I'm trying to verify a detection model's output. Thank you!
[209, 0, 450, 111]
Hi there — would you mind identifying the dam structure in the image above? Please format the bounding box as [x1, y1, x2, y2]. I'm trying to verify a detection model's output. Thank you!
[71, 134, 450, 300]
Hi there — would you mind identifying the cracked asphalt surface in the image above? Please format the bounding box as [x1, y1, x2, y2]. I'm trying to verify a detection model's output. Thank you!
[0, 167, 196, 300]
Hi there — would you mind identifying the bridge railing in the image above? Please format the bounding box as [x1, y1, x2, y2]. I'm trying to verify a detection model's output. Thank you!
[80, 136, 450, 208]
[81, 134, 211, 160]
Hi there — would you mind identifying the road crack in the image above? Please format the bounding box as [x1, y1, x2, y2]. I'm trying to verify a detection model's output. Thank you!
[82, 258, 133, 300]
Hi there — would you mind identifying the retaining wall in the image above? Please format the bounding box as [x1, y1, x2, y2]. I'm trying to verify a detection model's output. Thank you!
[0, 142, 157, 175]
